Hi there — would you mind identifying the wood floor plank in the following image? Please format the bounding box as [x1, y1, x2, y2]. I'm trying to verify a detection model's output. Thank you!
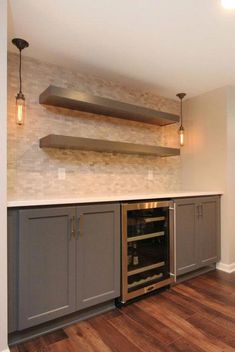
[154, 291, 196, 319]
[196, 275, 235, 295]
[185, 279, 235, 307]
[212, 313, 235, 334]
[173, 283, 235, 318]
[167, 286, 235, 332]
[136, 296, 235, 352]
[65, 321, 113, 352]
[161, 290, 205, 315]
[120, 303, 181, 345]
[11, 329, 68, 352]
[89, 315, 143, 352]
[47, 338, 82, 352]
[204, 270, 235, 286]
[42, 329, 68, 346]
[187, 313, 235, 349]
[167, 337, 206, 352]
[108, 312, 169, 352]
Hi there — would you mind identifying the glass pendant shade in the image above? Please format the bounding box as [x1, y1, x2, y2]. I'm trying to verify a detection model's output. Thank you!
[12, 38, 29, 126]
[15, 93, 26, 125]
[179, 125, 184, 147]
[176, 92, 186, 147]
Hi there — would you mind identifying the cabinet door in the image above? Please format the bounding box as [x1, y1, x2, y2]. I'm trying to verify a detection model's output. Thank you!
[18, 207, 76, 330]
[76, 203, 120, 310]
[175, 198, 199, 276]
[199, 196, 220, 266]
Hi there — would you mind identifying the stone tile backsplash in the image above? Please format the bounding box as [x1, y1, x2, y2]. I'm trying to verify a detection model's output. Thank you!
[8, 53, 181, 200]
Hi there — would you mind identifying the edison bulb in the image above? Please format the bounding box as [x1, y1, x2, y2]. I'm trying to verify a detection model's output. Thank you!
[16, 96, 26, 125]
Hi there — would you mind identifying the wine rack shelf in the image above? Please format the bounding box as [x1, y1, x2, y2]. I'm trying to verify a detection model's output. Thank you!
[143, 216, 165, 223]
[128, 261, 165, 277]
[128, 273, 163, 289]
[127, 231, 165, 242]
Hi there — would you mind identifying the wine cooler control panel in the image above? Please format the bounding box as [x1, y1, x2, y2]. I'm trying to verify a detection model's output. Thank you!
[120, 201, 174, 303]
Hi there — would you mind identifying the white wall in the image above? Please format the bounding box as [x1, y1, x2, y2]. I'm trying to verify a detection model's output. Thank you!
[0, 0, 8, 351]
[181, 86, 235, 268]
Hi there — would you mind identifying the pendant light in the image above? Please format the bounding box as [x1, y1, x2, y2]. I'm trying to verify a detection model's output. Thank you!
[12, 38, 29, 125]
[176, 93, 186, 147]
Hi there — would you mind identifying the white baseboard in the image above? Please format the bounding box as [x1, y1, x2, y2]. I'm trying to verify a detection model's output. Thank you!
[1, 348, 10, 352]
[216, 262, 235, 273]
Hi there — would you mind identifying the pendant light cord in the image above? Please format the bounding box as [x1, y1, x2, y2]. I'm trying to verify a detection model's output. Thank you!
[180, 99, 183, 127]
[19, 49, 22, 94]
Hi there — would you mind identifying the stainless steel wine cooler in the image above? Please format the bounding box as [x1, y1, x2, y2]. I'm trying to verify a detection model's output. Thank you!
[120, 200, 175, 303]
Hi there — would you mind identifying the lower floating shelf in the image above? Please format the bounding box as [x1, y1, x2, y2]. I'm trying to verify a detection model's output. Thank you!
[39, 134, 180, 157]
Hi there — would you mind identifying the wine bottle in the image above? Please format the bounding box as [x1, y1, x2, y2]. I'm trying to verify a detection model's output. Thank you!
[132, 243, 139, 266]
[128, 243, 133, 266]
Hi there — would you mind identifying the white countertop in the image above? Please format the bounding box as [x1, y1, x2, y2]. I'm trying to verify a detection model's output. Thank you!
[7, 191, 223, 207]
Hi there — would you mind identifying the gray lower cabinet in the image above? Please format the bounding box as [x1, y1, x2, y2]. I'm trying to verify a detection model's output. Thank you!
[174, 198, 199, 276]
[174, 196, 220, 277]
[8, 203, 120, 332]
[76, 204, 120, 309]
[18, 207, 76, 330]
[198, 197, 220, 266]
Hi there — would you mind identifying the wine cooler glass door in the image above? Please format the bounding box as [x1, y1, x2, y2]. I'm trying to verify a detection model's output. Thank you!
[121, 201, 173, 302]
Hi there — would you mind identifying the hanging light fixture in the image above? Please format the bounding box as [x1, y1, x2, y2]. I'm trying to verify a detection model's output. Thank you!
[12, 38, 29, 125]
[176, 92, 186, 147]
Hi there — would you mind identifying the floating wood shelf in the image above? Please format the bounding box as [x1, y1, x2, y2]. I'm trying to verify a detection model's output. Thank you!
[39, 85, 179, 126]
[39, 134, 180, 157]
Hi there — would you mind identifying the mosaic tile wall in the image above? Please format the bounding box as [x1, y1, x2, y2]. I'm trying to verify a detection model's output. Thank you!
[8, 53, 181, 200]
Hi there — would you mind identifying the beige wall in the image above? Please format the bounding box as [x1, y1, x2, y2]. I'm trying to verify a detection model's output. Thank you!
[227, 87, 235, 264]
[181, 88, 227, 191]
[0, 1, 8, 351]
[8, 53, 180, 201]
[181, 87, 235, 267]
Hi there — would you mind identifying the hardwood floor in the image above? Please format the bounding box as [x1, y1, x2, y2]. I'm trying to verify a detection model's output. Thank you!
[10, 270, 235, 352]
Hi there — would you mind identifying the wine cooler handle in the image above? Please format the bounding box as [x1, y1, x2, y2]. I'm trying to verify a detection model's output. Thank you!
[78, 214, 84, 238]
[146, 285, 155, 292]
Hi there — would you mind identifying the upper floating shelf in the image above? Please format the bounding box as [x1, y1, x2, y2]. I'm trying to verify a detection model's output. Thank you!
[39, 85, 179, 126]
[39, 134, 180, 157]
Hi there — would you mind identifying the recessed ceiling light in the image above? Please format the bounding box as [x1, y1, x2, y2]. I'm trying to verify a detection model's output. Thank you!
[221, 0, 235, 9]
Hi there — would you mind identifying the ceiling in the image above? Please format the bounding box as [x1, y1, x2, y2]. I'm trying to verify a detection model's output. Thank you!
[8, 0, 235, 100]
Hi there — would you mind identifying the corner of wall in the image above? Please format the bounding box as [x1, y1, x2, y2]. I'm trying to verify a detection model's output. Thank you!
[0, 0, 8, 350]
[216, 261, 235, 273]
